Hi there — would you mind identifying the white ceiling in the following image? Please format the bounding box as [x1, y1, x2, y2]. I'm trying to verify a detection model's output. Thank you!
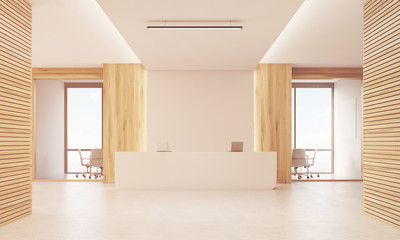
[30, 0, 363, 69]
[262, 0, 364, 67]
[96, 0, 304, 70]
[31, 0, 139, 68]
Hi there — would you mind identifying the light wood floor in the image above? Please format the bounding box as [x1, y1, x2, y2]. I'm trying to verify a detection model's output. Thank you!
[0, 182, 398, 239]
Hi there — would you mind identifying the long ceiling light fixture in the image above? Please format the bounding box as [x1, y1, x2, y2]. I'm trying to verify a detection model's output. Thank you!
[147, 21, 243, 30]
[147, 25, 243, 30]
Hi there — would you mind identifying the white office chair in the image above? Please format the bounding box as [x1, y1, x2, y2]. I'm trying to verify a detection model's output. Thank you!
[292, 149, 307, 179]
[89, 149, 103, 179]
[77, 149, 91, 178]
[305, 149, 319, 179]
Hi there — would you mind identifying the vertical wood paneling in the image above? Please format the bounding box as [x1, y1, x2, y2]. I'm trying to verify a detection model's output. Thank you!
[363, 0, 400, 228]
[254, 64, 292, 184]
[0, 0, 32, 226]
[103, 64, 147, 184]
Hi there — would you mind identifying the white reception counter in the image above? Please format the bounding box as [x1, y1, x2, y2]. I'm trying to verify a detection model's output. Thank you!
[115, 152, 277, 190]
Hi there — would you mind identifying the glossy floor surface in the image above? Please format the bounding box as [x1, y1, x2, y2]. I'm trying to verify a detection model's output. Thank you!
[0, 182, 399, 239]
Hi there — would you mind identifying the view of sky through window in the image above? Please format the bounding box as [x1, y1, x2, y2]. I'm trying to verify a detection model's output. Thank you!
[67, 88, 102, 173]
[293, 87, 332, 173]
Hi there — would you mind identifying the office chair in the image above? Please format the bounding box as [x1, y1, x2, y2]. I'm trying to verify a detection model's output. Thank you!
[292, 149, 307, 179]
[77, 149, 91, 178]
[305, 149, 319, 179]
[89, 149, 103, 179]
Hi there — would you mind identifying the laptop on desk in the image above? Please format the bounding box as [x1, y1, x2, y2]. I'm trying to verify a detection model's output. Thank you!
[231, 142, 244, 152]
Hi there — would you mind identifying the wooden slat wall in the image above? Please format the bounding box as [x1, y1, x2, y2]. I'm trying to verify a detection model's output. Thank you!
[103, 64, 146, 184]
[0, 0, 32, 226]
[254, 64, 292, 184]
[363, 0, 400, 228]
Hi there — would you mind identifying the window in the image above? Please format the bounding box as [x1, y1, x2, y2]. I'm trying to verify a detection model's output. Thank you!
[292, 83, 334, 173]
[65, 83, 102, 173]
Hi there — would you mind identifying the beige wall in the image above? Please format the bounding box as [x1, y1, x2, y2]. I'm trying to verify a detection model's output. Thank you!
[334, 79, 362, 179]
[147, 70, 254, 152]
[34, 80, 65, 179]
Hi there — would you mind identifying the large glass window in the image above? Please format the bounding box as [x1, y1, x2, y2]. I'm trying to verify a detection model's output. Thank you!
[292, 84, 334, 173]
[65, 83, 102, 173]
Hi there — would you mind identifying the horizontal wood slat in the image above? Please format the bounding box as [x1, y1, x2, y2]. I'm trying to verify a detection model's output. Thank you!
[364, 114, 400, 124]
[0, 188, 30, 202]
[0, 199, 29, 212]
[364, 161, 400, 170]
[6, 0, 31, 20]
[365, 205, 400, 224]
[0, 7, 31, 31]
[0, 193, 30, 208]
[0, 203, 30, 222]
[0, 14, 31, 43]
[364, 17, 400, 51]
[364, 0, 398, 26]
[292, 67, 362, 79]
[364, 104, 400, 117]
[364, 19, 400, 55]
[364, 178, 400, 192]
[365, 199, 400, 219]
[0, 152, 31, 158]
[364, 168, 400, 180]
[364, 198, 400, 218]
[363, 73, 400, 92]
[0, 182, 30, 194]
[0, 158, 30, 164]
[0, 80, 31, 95]
[0, 210, 30, 227]
[0, 45, 30, 67]
[0, 0, 32, 226]
[0, 173, 31, 183]
[364, 80, 400, 98]
[363, 0, 400, 228]
[32, 68, 103, 79]
[364, 88, 400, 104]
[364, 49, 400, 73]
[365, 181, 400, 194]
[0, 176, 31, 188]
[0, 1, 31, 27]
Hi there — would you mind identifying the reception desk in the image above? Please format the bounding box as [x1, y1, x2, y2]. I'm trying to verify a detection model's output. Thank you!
[115, 152, 277, 190]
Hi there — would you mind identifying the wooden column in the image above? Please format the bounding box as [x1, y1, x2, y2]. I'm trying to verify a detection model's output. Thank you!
[254, 64, 292, 184]
[0, 0, 32, 226]
[103, 64, 147, 184]
[363, 0, 400, 228]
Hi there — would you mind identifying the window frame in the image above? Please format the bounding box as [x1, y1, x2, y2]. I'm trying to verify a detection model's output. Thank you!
[292, 83, 335, 174]
[64, 83, 103, 174]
